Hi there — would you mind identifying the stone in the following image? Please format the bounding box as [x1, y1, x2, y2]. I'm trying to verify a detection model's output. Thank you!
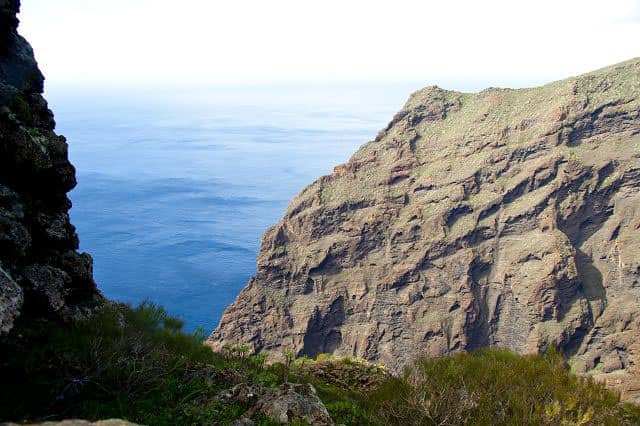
[219, 383, 334, 425]
[246, 383, 333, 425]
[210, 58, 640, 402]
[215, 383, 264, 406]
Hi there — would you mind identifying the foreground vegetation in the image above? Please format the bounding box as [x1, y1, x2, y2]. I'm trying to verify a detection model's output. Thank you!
[368, 350, 640, 425]
[1, 303, 638, 425]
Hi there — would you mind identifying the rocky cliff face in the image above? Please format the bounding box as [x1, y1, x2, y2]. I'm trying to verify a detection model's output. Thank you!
[0, 0, 100, 336]
[209, 59, 640, 401]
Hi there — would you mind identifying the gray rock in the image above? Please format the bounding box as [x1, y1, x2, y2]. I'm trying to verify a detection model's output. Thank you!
[218, 382, 334, 425]
[23, 264, 71, 312]
[246, 383, 333, 425]
[0, 266, 22, 333]
[216, 383, 264, 406]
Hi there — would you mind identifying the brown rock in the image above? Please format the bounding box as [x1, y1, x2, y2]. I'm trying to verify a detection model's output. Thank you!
[210, 58, 640, 402]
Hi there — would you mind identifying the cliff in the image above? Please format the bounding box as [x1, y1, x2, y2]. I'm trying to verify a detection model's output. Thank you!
[0, 0, 100, 337]
[209, 58, 640, 401]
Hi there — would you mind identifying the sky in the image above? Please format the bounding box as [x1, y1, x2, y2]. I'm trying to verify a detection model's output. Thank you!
[17, 0, 640, 90]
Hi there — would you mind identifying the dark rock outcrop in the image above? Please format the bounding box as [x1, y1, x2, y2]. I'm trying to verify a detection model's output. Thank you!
[0, 0, 101, 336]
[210, 59, 640, 402]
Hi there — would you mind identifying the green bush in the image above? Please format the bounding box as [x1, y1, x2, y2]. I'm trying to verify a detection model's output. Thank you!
[0, 302, 264, 424]
[367, 349, 640, 425]
[325, 400, 368, 425]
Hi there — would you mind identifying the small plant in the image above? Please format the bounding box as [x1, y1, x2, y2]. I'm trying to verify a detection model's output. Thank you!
[282, 349, 296, 384]
[325, 401, 367, 425]
[295, 354, 312, 369]
[234, 344, 251, 360]
[222, 343, 234, 362]
[316, 353, 331, 363]
[250, 350, 269, 372]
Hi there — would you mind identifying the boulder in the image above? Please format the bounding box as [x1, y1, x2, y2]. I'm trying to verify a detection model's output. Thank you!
[219, 383, 334, 425]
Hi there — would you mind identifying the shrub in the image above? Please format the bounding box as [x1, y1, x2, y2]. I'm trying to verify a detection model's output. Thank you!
[2, 303, 638, 426]
[325, 400, 368, 425]
[0, 302, 274, 424]
[367, 348, 640, 425]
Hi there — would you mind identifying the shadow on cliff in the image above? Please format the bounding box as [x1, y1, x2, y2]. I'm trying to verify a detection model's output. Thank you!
[301, 296, 345, 358]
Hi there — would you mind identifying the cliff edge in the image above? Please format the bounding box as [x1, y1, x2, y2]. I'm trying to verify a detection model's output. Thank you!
[0, 0, 100, 337]
[210, 58, 640, 402]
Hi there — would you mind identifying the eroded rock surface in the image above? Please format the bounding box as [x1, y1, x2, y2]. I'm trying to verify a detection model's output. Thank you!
[210, 58, 640, 402]
[0, 0, 100, 336]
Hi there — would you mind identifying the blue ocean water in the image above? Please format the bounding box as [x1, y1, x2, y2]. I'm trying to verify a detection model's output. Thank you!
[45, 84, 415, 333]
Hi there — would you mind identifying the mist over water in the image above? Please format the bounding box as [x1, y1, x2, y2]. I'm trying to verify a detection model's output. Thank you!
[46, 84, 415, 332]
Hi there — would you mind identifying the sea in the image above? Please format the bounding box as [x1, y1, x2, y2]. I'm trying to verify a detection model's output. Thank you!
[45, 83, 419, 333]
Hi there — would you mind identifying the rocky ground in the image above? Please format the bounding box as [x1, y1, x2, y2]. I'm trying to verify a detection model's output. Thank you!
[210, 57, 640, 402]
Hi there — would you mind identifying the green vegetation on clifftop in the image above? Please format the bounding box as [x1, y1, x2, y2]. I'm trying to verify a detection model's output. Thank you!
[1, 303, 638, 425]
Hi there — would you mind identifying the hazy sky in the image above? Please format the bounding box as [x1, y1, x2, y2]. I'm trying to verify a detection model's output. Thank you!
[18, 0, 640, 89]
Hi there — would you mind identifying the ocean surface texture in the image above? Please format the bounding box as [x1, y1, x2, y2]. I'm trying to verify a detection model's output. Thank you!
[48, 85, 412, 332]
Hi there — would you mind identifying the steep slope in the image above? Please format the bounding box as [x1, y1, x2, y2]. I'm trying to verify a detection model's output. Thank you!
[0, 0, 100, 336]
[209, 58, 640, 401]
